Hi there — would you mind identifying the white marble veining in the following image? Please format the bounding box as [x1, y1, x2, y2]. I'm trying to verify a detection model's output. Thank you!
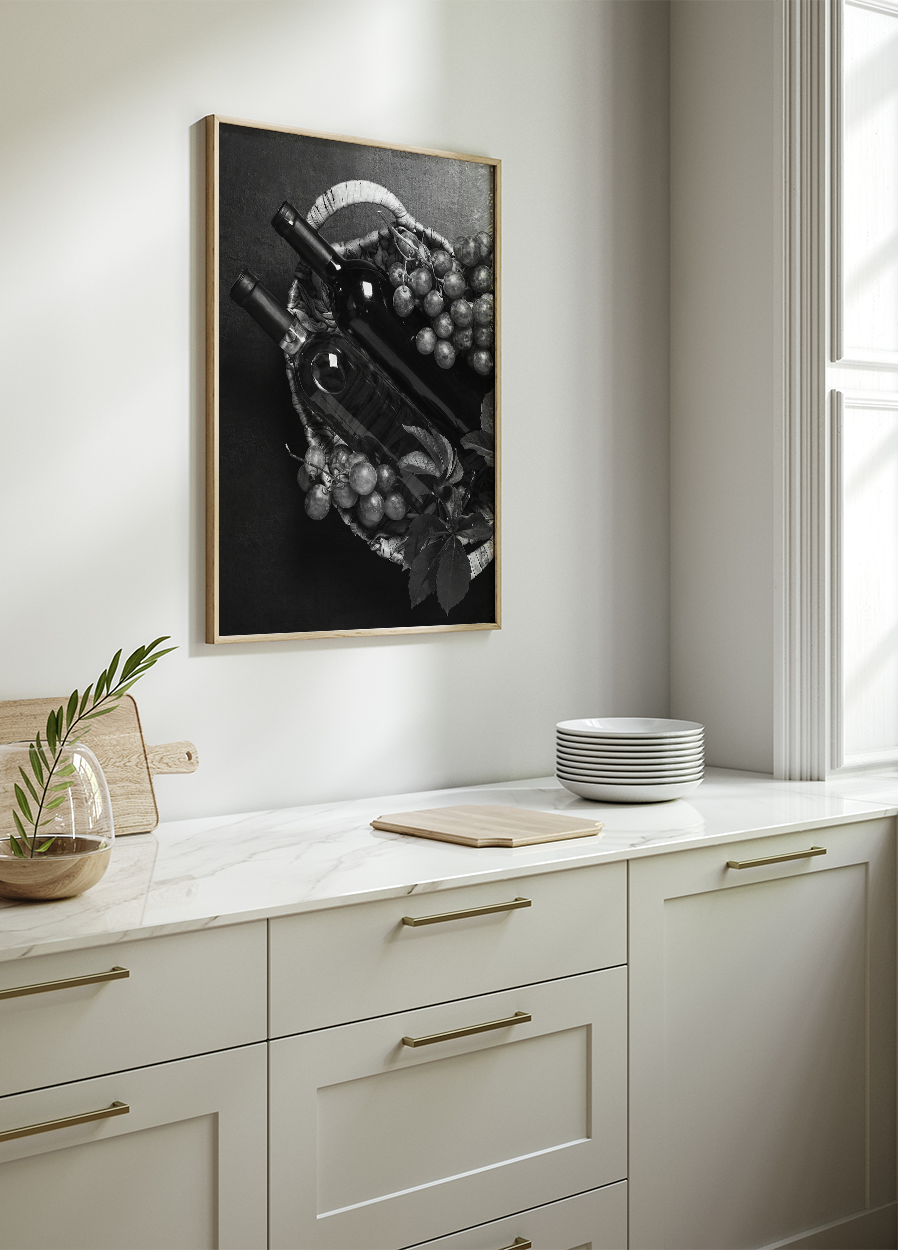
[1, 768, 896, 962]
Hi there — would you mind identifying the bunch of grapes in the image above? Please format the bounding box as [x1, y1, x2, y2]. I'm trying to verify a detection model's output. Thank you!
[296, 442, 409, 529]
[386, 231, 494, 376]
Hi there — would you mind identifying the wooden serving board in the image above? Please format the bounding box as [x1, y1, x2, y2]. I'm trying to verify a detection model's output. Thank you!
[371, 804, 604, 848]
[0, 695, 198, 836]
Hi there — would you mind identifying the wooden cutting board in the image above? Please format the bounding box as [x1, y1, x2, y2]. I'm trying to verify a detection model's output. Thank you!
[0, 695, 198, 836]
[371, 805, 604, 848]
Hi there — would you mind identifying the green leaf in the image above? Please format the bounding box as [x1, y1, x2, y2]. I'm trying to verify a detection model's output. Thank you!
[35, 735, 51, 774]
[46, 709, 58, 755]
[436, 537, 471, 615]
[83, 706, 117, 720]
[51, 779, 75, 792]
[78, 685, 93, 717]
[14, 784, 33, 824]
[9, 833, 26, 858]
[143, 645, 176, 665]
[119, 646, 146, 682]
[29, 744, 44, 786]
[12, 810, 28, 841]
[17, 767, 39, 804]
[36, 837, 57, 853]
[65, 689, 79, 730]
[93, 668, 109, 703]
[55, 763, 76, 777]
[44, 795, 67, 810]
[105, 648, 122, 689]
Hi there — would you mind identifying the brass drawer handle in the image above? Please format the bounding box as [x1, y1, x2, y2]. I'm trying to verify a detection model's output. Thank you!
[0, 966, 130, 1001]
[402, 1010, 531, 1048]
[0, 1101, 129, 1143]
[498, 1241, 532, 1250]
[401, 897, 531, 927]
[727, 846, 826, 870]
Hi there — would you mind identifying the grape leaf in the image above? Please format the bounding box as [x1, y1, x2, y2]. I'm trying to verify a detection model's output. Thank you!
[436, 537, 472, 615]
[403, 426, 451, 477]
[408, 549, 436, 608]
[457, 517, 494, 544]
[460, 430, 495, 467]
[402, 513, 447, 568]
[398, 451, 439, 476]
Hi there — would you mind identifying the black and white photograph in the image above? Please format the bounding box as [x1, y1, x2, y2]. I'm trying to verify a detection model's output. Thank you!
[206, 116, 500, 642]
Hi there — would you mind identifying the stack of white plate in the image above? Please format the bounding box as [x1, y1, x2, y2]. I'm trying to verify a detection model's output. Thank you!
[556, 717, 704, 802]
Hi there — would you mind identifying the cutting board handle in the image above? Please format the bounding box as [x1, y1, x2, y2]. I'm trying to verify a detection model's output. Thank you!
[145, 741, 199, 776]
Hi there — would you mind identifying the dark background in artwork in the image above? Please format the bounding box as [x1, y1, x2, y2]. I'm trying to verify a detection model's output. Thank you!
[216, 121, 496, 637]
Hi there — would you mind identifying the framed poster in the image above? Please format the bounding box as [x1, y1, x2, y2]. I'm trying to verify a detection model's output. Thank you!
[205, 115, 500, 643]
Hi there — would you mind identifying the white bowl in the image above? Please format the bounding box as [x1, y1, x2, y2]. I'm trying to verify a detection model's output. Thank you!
[556, 731, 703, 748]
[560, 760, 705, 780]
[556, 776, 704, 802]
[560, 755, 705, 775]
[557, 717, 704, 738]
[556, 743, 704, 761]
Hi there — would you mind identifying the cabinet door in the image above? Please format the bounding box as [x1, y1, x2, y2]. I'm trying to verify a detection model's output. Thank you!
[270, 863, 626, 1035]
[270, 969, 627, 1250]
[401, 1181, 627, 1249]
[0, 1043, 267, 1250]
[0, 921, 267, 1096]
[628, 817, 897, 1250]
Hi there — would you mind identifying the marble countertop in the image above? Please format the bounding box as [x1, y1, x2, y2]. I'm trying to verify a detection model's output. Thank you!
[2, 767, 898, 962]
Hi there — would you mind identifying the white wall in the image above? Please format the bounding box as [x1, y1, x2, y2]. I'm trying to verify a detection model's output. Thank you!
[669, 0, 777, 774]
[0, 0, 670, 820]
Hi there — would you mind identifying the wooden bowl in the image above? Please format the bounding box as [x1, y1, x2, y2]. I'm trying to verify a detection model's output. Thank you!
[0, 837, 112, 901]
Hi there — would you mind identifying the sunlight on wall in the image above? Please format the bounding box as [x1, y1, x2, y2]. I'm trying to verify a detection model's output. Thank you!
[838, 1, 898, 767]
[0, 0, 670, 818]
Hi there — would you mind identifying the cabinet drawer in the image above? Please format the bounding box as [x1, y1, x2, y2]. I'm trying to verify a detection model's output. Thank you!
[0, 921, 267, 1096]
[269, 967, 627, 1250]
[269, 862, 626, 1035]
[0, 1043, 267, 1250]
[402, 1182, 628, 1249]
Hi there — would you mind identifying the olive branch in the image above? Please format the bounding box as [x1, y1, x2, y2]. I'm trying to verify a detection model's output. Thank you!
[9, 637, 176, 859]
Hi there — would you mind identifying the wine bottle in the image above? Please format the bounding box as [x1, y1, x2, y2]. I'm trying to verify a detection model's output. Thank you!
[271, 201, 489, 441]
[230, 270, 450, 504]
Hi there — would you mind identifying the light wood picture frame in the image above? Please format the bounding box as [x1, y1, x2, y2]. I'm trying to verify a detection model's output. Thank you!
[205, 115, 500, 643]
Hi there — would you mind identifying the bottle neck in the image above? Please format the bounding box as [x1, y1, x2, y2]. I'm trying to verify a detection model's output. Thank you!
[229, 270, 309, 352]
[271, 202, 342, 281]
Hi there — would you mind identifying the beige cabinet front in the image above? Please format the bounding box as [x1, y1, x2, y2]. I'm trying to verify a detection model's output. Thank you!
[0, 1044, 267, 1250]
[402, 1181, 628, 1249]
[628, 817, 897, 1250]
[269, 863, 626, 1036]
[269, 968, 627, 1250]
[0, 920, 267, 1096]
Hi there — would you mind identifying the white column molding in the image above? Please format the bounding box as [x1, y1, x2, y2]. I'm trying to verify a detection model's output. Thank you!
[774, 0, 829, 779]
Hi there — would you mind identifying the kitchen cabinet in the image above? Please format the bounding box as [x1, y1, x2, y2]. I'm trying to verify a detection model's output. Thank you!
[629, 817, 897, 1250]
[0, 923, 268, 1250]
[269, 969, 627, 1249]
[1, 774, 895, 1250]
